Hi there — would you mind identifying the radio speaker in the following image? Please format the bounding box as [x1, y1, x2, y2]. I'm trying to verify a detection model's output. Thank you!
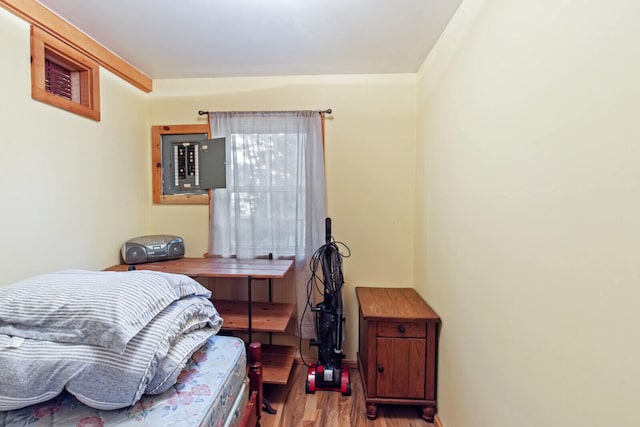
[121, 235, 185, 265]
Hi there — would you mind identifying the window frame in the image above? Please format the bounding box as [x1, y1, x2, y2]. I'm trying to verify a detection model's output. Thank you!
[30, 25, 100, 121]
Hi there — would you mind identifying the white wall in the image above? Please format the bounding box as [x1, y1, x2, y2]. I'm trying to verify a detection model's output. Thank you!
[416, 0, 640, 426]
[0, 9, 151, 285]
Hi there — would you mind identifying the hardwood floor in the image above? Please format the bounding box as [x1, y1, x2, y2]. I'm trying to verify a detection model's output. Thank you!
[260, 364, 436, 427]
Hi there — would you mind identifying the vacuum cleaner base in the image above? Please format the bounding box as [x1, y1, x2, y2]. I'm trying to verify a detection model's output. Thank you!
[305, 363, 351, 396]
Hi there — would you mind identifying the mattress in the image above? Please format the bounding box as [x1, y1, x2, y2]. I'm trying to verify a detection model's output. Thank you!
[0, 335, 247, 427]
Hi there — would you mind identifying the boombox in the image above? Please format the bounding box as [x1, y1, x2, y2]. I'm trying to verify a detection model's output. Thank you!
[121, 235, 185, 265]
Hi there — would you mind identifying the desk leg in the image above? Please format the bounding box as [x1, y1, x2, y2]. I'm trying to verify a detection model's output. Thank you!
[247, 273, 278, 415]
[268, 253, 274, 346]
[247, 275, 253, 344]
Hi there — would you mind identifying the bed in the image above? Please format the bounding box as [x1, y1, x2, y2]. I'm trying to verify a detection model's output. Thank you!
[0, 270, 262, 427]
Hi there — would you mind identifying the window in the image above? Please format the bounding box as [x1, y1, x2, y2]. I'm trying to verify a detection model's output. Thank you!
[227, 132, 306, 254]
[30, 26, 100, 121]
[208, 111, 326, 259]
[45, 55, 76, 102]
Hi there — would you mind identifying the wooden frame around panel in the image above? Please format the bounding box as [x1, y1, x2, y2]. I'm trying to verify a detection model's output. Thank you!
[152, 124, 210, 205]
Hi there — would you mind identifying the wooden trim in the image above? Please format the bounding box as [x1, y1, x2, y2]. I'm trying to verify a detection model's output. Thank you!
[0, 0, 152, 93]
[151, 124, 210, 204]
[155, 193, 209, 205]
[31, 26, 100, 121]
[435, 414, 444, 427]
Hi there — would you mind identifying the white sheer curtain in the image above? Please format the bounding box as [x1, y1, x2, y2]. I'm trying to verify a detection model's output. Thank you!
[207, 111, 326, 338]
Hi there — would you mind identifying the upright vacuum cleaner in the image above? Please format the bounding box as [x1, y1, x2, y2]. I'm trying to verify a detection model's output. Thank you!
[305, 218, 351, 395]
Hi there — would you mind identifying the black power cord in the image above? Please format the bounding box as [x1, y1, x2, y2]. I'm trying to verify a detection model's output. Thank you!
[299, 235, 351, 368]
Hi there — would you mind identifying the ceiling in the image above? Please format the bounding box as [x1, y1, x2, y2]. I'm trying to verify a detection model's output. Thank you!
[36, 0, 463, 80]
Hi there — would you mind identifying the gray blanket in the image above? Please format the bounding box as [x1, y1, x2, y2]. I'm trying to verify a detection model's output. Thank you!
[0, 271, 223, 411]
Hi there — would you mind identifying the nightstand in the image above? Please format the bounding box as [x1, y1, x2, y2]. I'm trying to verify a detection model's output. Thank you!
[355, 287, 440, 421]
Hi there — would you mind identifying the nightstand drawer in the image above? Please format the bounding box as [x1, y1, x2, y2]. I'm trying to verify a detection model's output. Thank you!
[377, 321, 425, 338]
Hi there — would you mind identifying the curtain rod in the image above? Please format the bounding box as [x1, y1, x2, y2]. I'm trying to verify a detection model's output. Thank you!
[198, 109, 332, 116]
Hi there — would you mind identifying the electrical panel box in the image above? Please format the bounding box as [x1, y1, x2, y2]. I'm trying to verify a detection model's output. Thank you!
[161, 134, 226, 195]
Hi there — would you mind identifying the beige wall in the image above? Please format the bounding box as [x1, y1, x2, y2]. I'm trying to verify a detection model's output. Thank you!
[0, 8, 150, 285]
[9, 1, 637, 423]
[148, 75, 417, 358]
[416, 0, 640, 426]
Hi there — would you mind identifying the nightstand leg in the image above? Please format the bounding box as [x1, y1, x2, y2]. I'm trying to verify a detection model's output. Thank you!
[422, 405, 435, 422]
[366, 403, 377, 420]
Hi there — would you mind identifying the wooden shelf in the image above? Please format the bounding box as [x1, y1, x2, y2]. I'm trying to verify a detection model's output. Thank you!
[215, 300, 294, 333]
[261, 344, 296, 385]
[215, 299, 297, 386]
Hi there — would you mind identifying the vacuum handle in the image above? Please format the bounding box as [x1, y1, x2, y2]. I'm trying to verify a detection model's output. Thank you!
[325, 217, 332, 244]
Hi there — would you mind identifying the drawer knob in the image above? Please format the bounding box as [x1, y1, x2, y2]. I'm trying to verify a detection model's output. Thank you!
[398, 325, 406, 333]
[377, 366, 384, 373]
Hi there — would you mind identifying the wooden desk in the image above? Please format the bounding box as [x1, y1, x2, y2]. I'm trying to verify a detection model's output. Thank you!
[105, 257, 293, 280]
[105, 257, 295, 385]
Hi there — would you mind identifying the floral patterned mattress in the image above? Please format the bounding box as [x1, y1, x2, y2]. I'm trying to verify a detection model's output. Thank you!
[0, 335, 248, 427]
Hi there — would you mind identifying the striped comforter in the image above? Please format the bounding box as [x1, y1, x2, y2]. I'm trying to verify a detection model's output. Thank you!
[0, 270, 223, 411]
